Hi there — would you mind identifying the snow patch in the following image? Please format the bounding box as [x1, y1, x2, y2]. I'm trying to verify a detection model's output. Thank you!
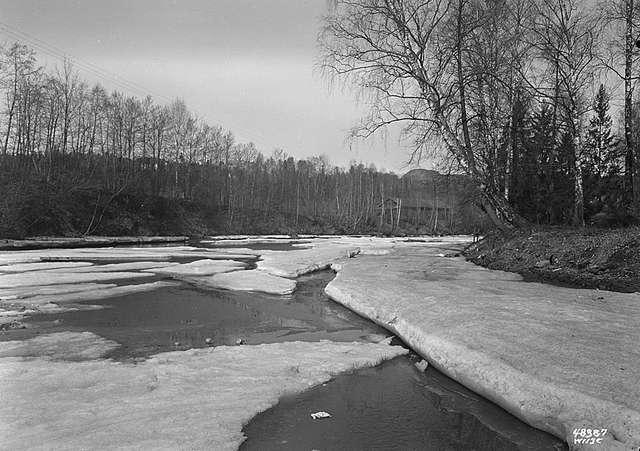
[204, 235, 293, 242]
[0, 283, 117, 301]
[0, 262, 94, 273]
[0, 246, 256, 265]
[49, 261, 178, 273]
[4, 281, 177, 310]
[0, 340, 406, 450]
[145, 259, 246, 276]
[258, 246, 360, 278]
[202, 238, 306, 245]
[0, 332, 118, 360]
[189, 269, 296, 295]
[0, 271, 155, 289]
[199, 247, 262, 256]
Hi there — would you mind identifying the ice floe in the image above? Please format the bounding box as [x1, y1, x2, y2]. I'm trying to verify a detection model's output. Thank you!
[0, 246, 255, 265]
[300, 235, 474, 256]
[48, 261, 177, 273]
[189, 269, 296, 295]
[9, 281, 177, 309]
[0, 337, 407, 450]
[145, 259, 246, 277]
[203, 238, 307, 245]
[0, 271, 155, 289]
[325, 241, 640, 448]
[0, 283, 117, 300]
[199, 247, 262, 256]
[204, 235, 293, 242]
[258, 246, 360, 278]
[0, 262, 94, 273]
[0, 236, 187, 250]
[0, 331, 119, 360]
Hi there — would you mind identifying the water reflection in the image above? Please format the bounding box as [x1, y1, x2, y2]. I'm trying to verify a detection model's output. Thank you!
[241, 357, 567, 451]
[7, 271, 387, 360]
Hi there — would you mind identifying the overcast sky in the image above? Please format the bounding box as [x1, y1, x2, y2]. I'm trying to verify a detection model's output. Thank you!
[0, 0, 424, 172]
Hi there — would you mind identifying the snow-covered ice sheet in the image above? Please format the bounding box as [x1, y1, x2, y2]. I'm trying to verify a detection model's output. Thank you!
[0, 246, 255, 265]
[0, 283, 117, 300]
[202, 238, 307, 245]
[189, 269, 296, 295]
[0, 332, 119, 360]
[198, 247, 262, 256]
[257, 245, 360, 278]
[0, 249, 163, 265]
[49, 261, 177, 273]
[324, 241, 640, 448]
[0, 271, 155, 289]
[0, 262, 94, 273]
[204, 235, 292, 242]
[1, 302, 103, 319]
[301, 235, 473, 255]
[9, 281, 177, 309]
[145, 259, 246, 276]
[0, 338, 406, 450]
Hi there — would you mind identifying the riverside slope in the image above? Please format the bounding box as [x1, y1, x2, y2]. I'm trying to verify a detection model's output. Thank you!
[325, 241, 640, 449]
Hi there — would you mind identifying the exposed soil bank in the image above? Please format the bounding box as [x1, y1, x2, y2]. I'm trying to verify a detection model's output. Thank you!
[0, 235, 188, 251]
[465, 227, 640, 293]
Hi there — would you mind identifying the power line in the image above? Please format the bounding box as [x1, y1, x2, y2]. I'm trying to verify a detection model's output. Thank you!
[0, 24, 171, 102]
[0, 21, 274, 147]
[0, 22, 172, 102]
[0, 21, 173, 103]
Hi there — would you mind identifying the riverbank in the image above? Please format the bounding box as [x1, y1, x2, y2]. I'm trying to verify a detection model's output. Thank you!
[0, 235, 188, 251]
[465, 227, 640, 293]
[0, 180, 471, 239]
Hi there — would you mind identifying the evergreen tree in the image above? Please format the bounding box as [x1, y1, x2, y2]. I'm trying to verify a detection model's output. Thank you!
[582, 85, 624, 222]
[515, 105, 571, 224]
[583, 85, 618, 178]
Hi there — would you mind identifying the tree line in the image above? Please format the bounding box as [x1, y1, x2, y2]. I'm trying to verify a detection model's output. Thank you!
[319, 0, 640, 229]
[0, 42, 483, 238]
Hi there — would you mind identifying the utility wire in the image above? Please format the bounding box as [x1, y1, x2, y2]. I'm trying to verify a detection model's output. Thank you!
[0, 26, 160, 101]
[0, 22, 171, 102]
[0, 21, 173, 103]
[0, 25, 170, 102]
[0, 21, 273, 147]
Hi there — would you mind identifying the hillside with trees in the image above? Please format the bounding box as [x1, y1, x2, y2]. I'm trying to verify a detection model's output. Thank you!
[3, 0, 640, 239]
[0, 42, 485, 238]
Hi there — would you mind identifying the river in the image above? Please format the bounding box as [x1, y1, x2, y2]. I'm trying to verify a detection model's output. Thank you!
[0, 238, 567, 449]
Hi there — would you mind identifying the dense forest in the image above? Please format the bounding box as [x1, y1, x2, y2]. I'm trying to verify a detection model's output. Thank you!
[319, 0, 640, 230]
[2, 0, 640, 238]
[0, 42, 486, 238]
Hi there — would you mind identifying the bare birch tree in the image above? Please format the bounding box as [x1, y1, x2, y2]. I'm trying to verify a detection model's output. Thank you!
[599, 0, 640, 216]
[319, 0, 531, 229]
